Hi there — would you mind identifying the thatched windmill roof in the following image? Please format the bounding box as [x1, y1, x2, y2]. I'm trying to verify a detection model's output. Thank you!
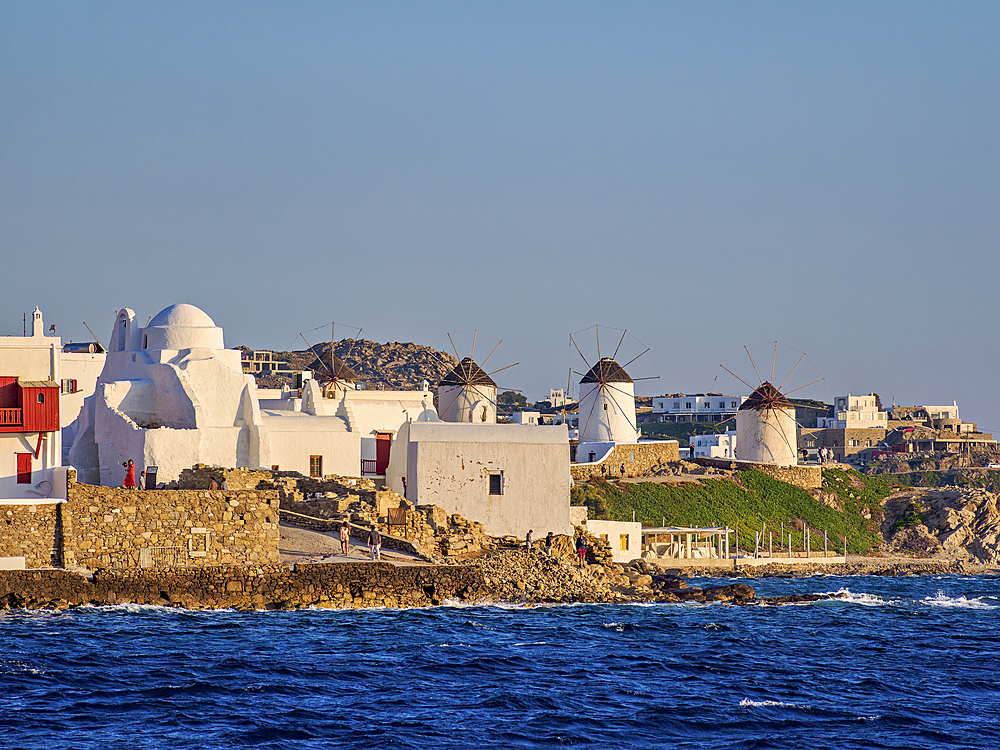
[440, 357, 496, 387]
[581, 358, 633, 384]
[738, 382, 792, 411]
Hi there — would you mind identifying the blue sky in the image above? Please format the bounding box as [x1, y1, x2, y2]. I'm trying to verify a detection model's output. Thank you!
[3, 2, 998, 427]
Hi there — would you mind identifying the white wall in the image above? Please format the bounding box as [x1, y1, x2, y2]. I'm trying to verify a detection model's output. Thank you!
[59, 350, 106, 442]
[387, 422, 572, 537]
[263, 413, 359, 477]
[735, 407, 798, 466]
[0, 432, 60, 503]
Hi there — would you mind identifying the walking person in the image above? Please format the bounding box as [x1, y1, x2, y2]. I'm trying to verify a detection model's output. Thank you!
[340, 522, 350, 556]
[122, 460, 136, 489]
[620, 463, 626, 479]
[545, 531, 553, 557]
[367, 527, 382, 561]
[576, 533, 588, 567]
[525, 529, 533, 552]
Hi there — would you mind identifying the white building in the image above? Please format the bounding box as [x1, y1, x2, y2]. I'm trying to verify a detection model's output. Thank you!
[817, 394, 888, 429]
[689, 430, 738, 459]
[584, 519, 642, 564]
[652, 393, 746, 423]
[0, 308, 73, 503]
[386, 421, 572, 538]
[259, 372, 435, 477]
[545, 388, 569, 408]
[67, 303, 445, 485]
[735, 382, 798, 466]
[510, 411, 540, 425]
[69, 304, 271, 486]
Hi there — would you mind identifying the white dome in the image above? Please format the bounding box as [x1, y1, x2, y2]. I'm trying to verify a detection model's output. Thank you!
[142, 303, 224, 351]
[148, 304, 217, 329]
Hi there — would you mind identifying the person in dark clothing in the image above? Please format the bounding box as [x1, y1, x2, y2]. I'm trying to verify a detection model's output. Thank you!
[575, 534, 588, 566]
[545, 532, 554, 557]
[367, 528, 382, 561]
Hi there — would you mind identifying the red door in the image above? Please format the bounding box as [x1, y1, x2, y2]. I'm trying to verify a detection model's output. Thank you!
[16, 453, 32, 484]
[375, 433, 392, 475]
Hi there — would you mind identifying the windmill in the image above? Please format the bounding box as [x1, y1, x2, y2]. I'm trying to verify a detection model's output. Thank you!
[570, 325, 657, 445]
[435, 330, 518, 424]
[717, 343, 825, 466]
[298, 322, 363, 396]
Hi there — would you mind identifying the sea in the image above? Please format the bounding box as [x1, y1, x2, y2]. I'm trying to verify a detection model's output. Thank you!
[2, 574, 999, 749]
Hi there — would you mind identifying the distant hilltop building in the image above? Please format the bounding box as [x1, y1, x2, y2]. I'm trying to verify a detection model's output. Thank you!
[546, 388, 569, 408]
[818, 394, 887, 430]
[241, 350, 293, 377]
[652, 393, 746, 423]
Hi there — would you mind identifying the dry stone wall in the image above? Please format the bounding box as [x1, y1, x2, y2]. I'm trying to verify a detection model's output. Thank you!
[64, 473, 280, 570]
[0, 563, 484, 610]
[0, 503, 62, 569]
[571, 442, 680, 481]
[694, 458, 822, 489]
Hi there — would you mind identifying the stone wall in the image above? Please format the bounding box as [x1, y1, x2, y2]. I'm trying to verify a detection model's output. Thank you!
[0, 563, 485, 610]
[0, 502, 63, 569]
[571, 441, 680, 481]
[177, 465, 275, 490]
[695, 457, 823, 490]
[64, 474, 280, 570]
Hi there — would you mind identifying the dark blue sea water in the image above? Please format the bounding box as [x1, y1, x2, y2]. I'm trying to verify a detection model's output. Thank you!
[2, 575, 999, 749]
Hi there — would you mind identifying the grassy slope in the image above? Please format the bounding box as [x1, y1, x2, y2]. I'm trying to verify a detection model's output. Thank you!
[573, 468, 890, 554]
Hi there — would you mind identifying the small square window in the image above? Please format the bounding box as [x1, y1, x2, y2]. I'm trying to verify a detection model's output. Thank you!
[489, 473, 503, 495]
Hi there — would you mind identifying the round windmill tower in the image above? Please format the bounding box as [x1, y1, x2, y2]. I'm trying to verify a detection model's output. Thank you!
[735, 382, 798, 466]
[438, 358, 498, 423]
[578, 358, 640, 444]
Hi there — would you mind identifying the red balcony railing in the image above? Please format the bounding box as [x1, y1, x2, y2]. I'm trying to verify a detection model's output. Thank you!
[361, 459, 379, 476]
[0, 408, 22, 426]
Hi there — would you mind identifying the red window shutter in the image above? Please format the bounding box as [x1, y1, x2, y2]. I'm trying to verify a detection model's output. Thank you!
[16, 453, 32, 484]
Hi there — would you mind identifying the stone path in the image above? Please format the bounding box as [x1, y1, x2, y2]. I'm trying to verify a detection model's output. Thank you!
[279, 521, 429, 567]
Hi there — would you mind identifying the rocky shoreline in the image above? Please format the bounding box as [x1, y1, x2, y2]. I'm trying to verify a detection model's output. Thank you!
[469, 549, 994, 607]
[0, 551, 994, 612]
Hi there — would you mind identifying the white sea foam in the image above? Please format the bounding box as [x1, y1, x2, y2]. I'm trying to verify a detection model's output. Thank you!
[827, 588, 889, 606]
[921, 591, 995, 610]
[739, 698, 807, 709]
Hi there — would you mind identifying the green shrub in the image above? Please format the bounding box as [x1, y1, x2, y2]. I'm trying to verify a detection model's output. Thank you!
[576, 467, 891, 554]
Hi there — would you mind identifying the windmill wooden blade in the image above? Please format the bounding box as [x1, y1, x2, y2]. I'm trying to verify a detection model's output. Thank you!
[569, 334, 592, 371]
[611, 329, 627, 362]
[745, 345, 763, 386]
